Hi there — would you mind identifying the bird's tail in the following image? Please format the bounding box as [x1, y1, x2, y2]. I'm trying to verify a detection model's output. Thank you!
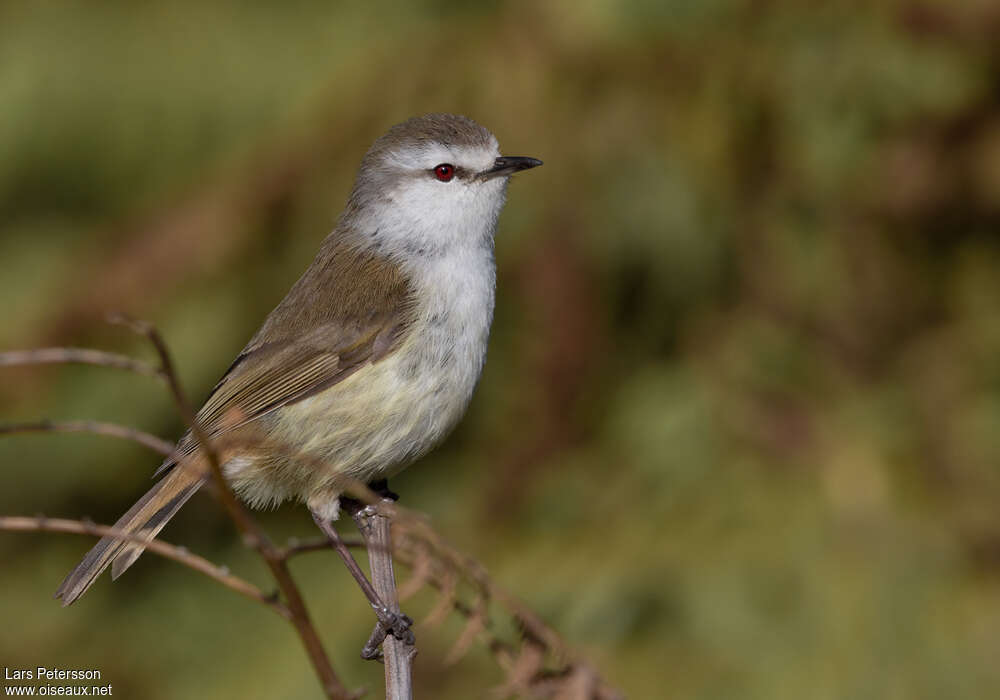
[55, 465, 205, 605]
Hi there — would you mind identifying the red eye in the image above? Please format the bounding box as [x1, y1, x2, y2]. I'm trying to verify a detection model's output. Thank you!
[434, 163, 455, 182]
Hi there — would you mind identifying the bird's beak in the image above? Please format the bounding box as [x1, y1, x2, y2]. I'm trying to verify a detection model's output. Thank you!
[480, 156, 543, 180]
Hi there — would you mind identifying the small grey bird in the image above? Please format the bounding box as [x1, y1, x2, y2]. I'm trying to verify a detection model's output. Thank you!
[56, 113, 541, 607]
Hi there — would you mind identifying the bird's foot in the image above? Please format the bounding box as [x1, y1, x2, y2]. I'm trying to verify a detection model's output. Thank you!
[341, 479, 398, 516]
[360, 609, 415, 661]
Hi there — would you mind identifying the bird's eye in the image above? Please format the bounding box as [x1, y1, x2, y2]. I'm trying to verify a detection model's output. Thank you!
[433, 164, 455, 182]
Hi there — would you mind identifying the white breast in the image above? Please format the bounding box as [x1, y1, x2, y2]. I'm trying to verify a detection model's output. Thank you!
[396, 239, 497, 437]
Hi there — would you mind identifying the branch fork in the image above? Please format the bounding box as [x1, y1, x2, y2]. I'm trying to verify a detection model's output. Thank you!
[0, 320, 624, 700]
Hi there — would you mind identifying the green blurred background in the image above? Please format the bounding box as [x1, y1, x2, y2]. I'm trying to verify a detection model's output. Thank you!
[2, 1, 1000, 698]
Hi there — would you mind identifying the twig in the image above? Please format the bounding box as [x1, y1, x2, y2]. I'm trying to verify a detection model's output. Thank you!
[352, 504, 415, 700]
[1, 326, 627, 698]
[0, 347, 164, 380]
[279, 534, 367, 557]
[109, 315, 357, 700]
[0, 420, 175, 456]
[290, 518, 625, 700]
[0, 516, 283, 615]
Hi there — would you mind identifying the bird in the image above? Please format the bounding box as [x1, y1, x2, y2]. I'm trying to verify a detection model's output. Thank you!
[55, 113, 542, 614]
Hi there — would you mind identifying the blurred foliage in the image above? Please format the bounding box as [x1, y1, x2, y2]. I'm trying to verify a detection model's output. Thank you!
[2, 0, 1000, 698]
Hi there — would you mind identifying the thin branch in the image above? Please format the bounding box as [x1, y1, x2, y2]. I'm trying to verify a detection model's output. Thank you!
[395, 512, 572, 662]
[0, 347, 163, 380]
[109, 315, 357, 700]
[1, 324, 626, 698]
[290, 519, 625, 699]
[0, 516, 284, 616]
[0, 420, 175, 456]
[279, 535, 365, 558]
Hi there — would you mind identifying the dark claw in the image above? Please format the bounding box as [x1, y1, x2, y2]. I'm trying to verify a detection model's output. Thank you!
[360, 610, 415, 661]
[368, 479, 399, 501]
[361, 621, 387, 661]
[388, 612, 415, 644]
[340, 480, 398, 517]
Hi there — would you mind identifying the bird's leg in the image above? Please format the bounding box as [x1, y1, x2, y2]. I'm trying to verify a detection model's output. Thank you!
[309, 507, 413, 660]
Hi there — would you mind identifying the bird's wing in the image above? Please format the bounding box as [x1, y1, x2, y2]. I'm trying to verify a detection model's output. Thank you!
[159, 313, 409, 472]
[159, 238, 415, 472]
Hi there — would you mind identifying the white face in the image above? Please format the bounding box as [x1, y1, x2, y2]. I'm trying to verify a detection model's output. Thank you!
[370, 139, 509, 259]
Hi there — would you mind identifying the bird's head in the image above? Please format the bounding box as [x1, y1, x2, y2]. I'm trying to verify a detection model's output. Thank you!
[346, 113, 542, 256]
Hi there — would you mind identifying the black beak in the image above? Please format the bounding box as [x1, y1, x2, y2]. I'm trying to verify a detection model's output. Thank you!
[481, 156, 543, 180]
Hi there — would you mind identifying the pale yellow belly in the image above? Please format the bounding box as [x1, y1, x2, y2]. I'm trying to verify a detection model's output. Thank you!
[221, 333, 476, 511]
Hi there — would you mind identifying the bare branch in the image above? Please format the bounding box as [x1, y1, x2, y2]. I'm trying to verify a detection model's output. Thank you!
[285, 526, 625, 699]
[422, 568, 459, 628]
[108, 315, 357, 700]
[0, 516, 284, 615]
[0, 420, 175, 456]
[386, 518, 623, 699]
[279, 535, 366, 558]
[352, 504, 415, 700]
[0, 347, 163, 380]
[0, 323, 626, 698]
[444, 599, 486, 665]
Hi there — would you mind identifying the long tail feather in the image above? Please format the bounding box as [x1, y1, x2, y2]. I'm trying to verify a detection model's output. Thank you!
[55, 466, 204, 605]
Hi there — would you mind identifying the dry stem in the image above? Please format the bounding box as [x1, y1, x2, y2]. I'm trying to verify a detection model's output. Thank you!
[352, 504, 415, 700]
[0, 516, 284, 615]
[0, 420, 175, 456]
[107, 314, 356, 700]
[0, 347, 164, 379]
[1, 323, 625, 699]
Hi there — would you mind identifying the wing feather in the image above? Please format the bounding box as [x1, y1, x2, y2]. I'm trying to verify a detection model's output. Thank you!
[157, 237, 415, 473]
